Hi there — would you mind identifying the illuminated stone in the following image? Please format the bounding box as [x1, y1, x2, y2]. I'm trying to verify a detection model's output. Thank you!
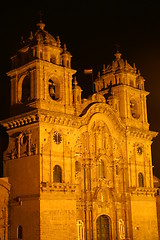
[0, 21, 159, 240]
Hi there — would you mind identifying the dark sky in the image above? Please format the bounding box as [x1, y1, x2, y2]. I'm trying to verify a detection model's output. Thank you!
[0, 1, 160, 177]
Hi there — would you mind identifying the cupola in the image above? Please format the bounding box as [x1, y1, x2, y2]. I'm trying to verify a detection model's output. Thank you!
[61, 44, 72, 68]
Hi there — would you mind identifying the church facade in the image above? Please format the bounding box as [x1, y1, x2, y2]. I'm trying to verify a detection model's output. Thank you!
[0, 21, 159, 240]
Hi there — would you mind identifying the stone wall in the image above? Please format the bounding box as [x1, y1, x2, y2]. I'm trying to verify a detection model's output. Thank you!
[0, 178, 10, 240]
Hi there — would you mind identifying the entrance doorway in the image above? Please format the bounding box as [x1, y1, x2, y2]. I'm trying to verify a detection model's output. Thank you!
[96, 215, 112, 240]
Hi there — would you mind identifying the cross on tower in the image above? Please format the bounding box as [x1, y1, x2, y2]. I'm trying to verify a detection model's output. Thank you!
[38, 10, 43, 23]
[115, 43, 120, 53]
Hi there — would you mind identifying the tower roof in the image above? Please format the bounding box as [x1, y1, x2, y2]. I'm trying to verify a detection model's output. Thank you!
[104, 51, 137, 74]
[20, 21, 58, 48]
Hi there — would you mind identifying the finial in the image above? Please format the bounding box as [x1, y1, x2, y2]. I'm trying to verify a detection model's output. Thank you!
[133, 63, 136, 69]
[114, 43, 121, 59]
[98, 71, 100, 79]
[64, 44, 67, 53]
[115, 43, 120, 52]
[114, 52, 122, 60]
[73, 76, 78, 86]
[102, 64, 105, 74]
[133, 63, 137, 73]
[57, 36, 61, 47]
[38, 10, 43, 23]
[36, 10, 45, 30]
[36, 22, 45, 30]
[20, 36, 25, 45]
[28, 31, 33, 41]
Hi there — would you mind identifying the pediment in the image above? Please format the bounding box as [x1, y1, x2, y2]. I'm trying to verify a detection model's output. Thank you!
[79, 102, 125, 137]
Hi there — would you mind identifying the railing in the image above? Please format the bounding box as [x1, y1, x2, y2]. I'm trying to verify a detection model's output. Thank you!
[130, 187, 156, 196]
[40, 181, 77, 192]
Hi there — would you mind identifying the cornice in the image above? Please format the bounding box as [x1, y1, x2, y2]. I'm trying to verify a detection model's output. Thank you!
[41, 181, 77, 192]
[7, 59, 77, 78]
[38, 109, 80, 128]
[130, 187, 156, 197]
[126, 126, 158, 140]
[0, 110, 39, 130]
[7, 59, 38, 77]
[1, 106, 157, 141]
[112, 83, 150, 96]
[0, 109, 81, 130]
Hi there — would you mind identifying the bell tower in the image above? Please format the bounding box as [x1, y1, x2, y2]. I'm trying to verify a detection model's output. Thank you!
[2, 21, 78, 240]
[1, 20, 159, 239]
[94, 52, 158, 240]
[8, 21, 76, 115]
[94, 51, 149, 130]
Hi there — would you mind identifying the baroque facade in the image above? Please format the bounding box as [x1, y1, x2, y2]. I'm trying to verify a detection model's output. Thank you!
[0, 21, 159, 240]
[154, 176, 160, 238]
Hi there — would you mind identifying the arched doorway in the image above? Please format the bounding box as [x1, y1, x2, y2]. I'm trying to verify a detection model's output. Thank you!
[96, 215, 112, 240]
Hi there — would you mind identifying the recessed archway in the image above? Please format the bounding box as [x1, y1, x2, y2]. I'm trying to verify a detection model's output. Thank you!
[48, 79, 60, 100]
[21, 75, 30, 102]
[53, 165, 62, 183]
[96, 215, 112, 240]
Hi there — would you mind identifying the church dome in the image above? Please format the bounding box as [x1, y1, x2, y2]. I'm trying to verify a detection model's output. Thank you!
[34, 22, 57, 46]
[105, 51, 136, 74]
[20, 21, 58, 48]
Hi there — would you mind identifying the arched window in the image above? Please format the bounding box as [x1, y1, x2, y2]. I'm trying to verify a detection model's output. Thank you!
[40, 51, 43, 59]
[116, 165, 118, 175]
[48, 79, 60, 100]
[130, 99, 140, 119]
[138, 172, 144, 187]
[53, 165, 62, 183]
[17, 225, 22, 239]
[22, 76, 30, 102]
[99, 159, 105, 178]
[75, 161, 81, 173]
[49, 79, 55, 100]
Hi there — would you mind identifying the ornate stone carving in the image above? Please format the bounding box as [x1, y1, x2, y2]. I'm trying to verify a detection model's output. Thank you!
[7, 131, 38, 159]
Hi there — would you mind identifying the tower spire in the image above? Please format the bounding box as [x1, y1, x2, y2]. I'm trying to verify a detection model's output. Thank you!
[36, 10, 45, 30]
[38, 10, 43, 23]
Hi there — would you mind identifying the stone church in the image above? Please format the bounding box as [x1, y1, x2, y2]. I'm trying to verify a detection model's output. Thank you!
[0, 20, 159, 240]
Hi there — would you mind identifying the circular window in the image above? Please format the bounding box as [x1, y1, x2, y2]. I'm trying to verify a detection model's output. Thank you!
[53, 132, 62, 144]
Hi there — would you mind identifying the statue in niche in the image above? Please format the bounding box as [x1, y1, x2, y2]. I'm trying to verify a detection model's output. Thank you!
[93, 121, 110, 155]
[31, 143, 37, 155]
[77, 220, 84, 240]
[119, 219, 125, 239]
[96, 188, 109, 208]
[8, 131, 34, 159]
[17, 133, 28, 157]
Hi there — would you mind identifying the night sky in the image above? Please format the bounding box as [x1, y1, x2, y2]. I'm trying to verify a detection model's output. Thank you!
[0, 1, 160, 177]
